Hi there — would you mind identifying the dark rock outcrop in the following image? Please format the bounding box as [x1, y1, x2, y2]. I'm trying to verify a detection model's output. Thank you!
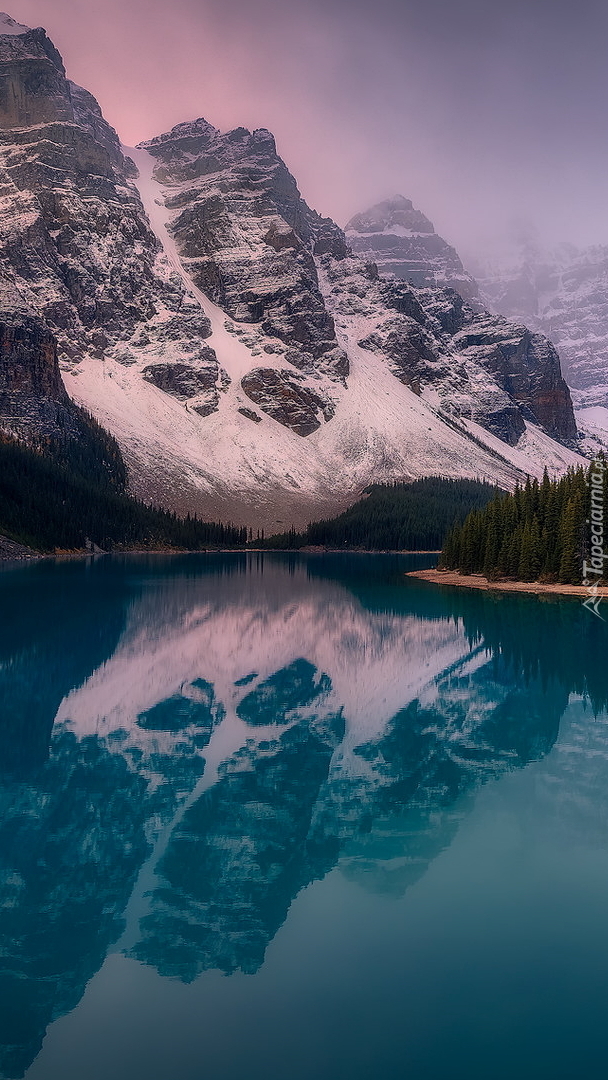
[451, 314, 578, 444]
[0, 308, 92, 443]
[67, 80, 127, 173]
[0, 21, 73, 129]
[358, 316, 444, 395]
[237, 406, 262, 423]
[0, 312, 63, 403]
[241, 368, 334, 436]
[142, 345, 219, 414]
[0, 298, 127, 486]
[320, 255, 578, 447]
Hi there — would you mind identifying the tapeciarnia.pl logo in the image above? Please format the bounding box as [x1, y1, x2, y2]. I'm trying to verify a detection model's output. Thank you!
[582, 458, 606, 620]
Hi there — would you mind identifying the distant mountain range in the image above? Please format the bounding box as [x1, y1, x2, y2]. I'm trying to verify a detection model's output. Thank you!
[0, 12, 586, 530]
[478, 243, 608, 404]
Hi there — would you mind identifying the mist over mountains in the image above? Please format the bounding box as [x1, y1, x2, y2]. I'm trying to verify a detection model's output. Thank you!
[6, 0, 608, 259]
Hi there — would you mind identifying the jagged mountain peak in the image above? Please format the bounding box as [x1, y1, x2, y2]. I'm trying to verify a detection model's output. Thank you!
[0, 15, 71, 128]
[345, 194, 478, 300]
[139, 117, 279, 168]
[0, 14, 61, 63]
[0, 12, 30, 36]
[347, 195, 436, 237]
[141, 115, 221, 150]
[251, 127, 277, 147]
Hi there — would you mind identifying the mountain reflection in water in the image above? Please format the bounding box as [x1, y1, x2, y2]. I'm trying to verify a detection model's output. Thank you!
[0, 553, 605, 1079]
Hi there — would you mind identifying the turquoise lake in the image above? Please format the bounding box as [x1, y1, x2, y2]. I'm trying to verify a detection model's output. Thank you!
[0, 552, 607, 1080]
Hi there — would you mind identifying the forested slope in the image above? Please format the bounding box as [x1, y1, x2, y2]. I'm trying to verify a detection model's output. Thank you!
[0, 436, 247, 552]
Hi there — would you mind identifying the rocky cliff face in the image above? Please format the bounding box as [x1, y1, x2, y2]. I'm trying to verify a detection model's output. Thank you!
[345, 195, 478, 300]
[0, 300, 125, 482]
[449, 312, 578, 444]
[0, 309, 63, 425]
[142, 120, 348, 381]
[0, 16, 224, 482]
[0, 19, 214, 372]
[319, 254, 577, 446]
[0, 15, 584, 529]
[0, 17, 73, 129]
[479, 243, 608, 411]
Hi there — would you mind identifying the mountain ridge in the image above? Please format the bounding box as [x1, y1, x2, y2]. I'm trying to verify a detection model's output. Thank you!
[0, 15, 586, 529]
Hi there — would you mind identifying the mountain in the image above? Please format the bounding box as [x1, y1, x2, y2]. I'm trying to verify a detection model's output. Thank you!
[345, 195, 479, 299]
[477, 242, 608, 449]
[0, 15, 584, 530]
[479, 242, 608, 402]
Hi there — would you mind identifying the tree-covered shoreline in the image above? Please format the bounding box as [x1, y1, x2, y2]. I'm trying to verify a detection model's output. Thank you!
[440, 464, 606, 585]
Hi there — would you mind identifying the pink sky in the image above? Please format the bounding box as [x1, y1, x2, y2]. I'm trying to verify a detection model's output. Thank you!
[5, 0, 608, 258]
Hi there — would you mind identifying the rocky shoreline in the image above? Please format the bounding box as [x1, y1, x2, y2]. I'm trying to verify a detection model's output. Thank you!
[0, 534, 39, 561]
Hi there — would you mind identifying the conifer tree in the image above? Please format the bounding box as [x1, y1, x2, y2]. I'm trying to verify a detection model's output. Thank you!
[482, 502, 500, 577]
[558, 493, 584, 584]
[440, 465, 591, 584]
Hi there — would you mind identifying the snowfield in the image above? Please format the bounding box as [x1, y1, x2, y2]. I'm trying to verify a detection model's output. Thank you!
[61, 148, 585, 530]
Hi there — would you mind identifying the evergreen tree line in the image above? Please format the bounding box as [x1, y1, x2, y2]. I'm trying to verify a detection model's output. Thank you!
[33, 404, 128, 491]
[261, 478, 498, 551]
[440, 463, 607, 584]
[0, 436, 247, 552]
[44, 406, 129, 490]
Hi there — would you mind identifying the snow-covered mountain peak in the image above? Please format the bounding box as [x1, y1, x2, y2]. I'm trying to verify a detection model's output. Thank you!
[0, 18, 586, 528]
[0, 15, 70, 127]
[0, 12, 30, 35]
[138, 119, 283, 181]
[346, 195, 479, 301]
[347, 195, 435, 237]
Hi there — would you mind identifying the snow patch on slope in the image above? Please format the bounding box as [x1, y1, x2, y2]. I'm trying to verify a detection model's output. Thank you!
[125, 146, 287, 386]
[574, 406, 608, 458]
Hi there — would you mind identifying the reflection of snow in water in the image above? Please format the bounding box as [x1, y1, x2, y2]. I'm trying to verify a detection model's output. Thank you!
[4, 560, 606, 1080]
[57, 564, 471, 750]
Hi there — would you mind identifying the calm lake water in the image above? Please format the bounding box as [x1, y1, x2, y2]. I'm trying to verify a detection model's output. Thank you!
[1, 552, 607, 1080]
